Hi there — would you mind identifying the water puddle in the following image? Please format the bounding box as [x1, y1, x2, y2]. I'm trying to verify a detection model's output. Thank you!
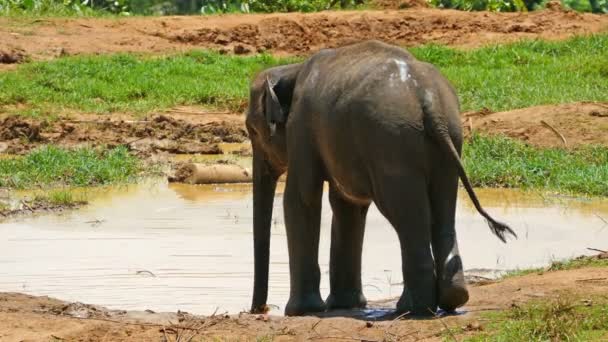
[1, 182, 607, 315]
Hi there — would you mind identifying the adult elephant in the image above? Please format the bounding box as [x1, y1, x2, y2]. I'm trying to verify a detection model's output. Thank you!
[246, 40, 516, 317]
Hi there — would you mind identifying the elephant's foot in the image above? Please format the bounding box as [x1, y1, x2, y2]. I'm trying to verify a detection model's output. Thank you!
[438, 283, 469, 313]
[285, 292, 326, 316]
[326, 290, 367, 310]
[396, 288, 437, 317]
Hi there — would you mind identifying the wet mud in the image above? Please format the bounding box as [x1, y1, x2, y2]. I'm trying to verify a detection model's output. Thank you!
[0, 48, 26, 64]
[0, 113, 248, 156]
[0, 197, 85, 220]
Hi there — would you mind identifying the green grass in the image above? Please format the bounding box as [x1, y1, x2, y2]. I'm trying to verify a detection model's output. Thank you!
[1, 34, 606, 116]
[464, 297, 608, 341]
[503, 255, 608, 279]
[409, 34, 608, 111]
[463, 134, 608, 196]
[34, 189, 85, 205]
[0, 51, 295, 115]
[0, 0, 113, 17]
[0, 145, 142, 189]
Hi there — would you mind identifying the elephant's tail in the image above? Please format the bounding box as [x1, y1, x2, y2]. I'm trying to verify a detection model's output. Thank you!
[423, 92, 517, 243]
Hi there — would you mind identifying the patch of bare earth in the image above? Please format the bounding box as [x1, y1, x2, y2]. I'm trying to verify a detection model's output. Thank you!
[464, 102, 608, 148]
[2, 102, 606, 159]
[0, 108, 248, 156]
[1, 7, 607, 61]
[0, 266, 606, 341]
[0, 198, 85, 221]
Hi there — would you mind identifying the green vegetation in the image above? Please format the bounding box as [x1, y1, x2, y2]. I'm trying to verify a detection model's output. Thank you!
[0, 0, 127, 16]
[0, 0, 365, 16]
[2, 0, 605, 15]
[429, 0, 607, 13]
[503, 255, 608, 278]
[410, 34, 608, 112]
[465, 297, 608, 341]
[463, 134, 608, 196]
[1, 35, 606, 116]
[0, 145, 142, 189]
[0, 51, 294, 114]
[34, 189, 86, 205]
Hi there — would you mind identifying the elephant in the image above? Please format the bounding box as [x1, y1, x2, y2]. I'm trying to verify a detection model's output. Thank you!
[246, 40, 516, 317]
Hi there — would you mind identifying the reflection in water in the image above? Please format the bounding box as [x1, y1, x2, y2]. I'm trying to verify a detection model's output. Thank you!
[1, 182, 607, 315]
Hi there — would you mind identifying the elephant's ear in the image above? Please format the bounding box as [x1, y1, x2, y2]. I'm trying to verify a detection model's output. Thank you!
[264, 76, 285, 136]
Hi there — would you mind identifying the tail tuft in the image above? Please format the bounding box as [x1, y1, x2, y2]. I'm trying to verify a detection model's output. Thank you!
[486, 219, 517, 243]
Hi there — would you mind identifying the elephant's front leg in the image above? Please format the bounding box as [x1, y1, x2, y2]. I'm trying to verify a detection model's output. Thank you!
[283, 169, 326, 316]
[326, 186, 369, 310]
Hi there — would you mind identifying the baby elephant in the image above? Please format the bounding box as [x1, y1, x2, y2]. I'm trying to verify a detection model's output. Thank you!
[246, 40, 516, 316]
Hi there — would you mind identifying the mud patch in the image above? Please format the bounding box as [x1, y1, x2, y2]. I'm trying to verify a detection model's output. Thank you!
[464, 102, 608, 148]
[0, 197, 85, 220]
[0, 48, 26, 64]
[0, 112, 247, 156]
[0, 116, 43, 142]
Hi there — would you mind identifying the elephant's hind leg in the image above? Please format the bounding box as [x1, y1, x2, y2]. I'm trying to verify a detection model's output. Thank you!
[325, 186, 369, 310]
[374, 173, 437, 316]
[429, 155, 469, 312]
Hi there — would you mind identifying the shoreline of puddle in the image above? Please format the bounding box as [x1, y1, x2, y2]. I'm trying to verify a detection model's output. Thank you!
[1, 179, 607, 316]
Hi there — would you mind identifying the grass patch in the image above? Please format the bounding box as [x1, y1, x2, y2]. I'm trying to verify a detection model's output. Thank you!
[463, 134, 608, 196]
[34, 189, 85, 206]
[410, 34, 608, 111]
[504, 255, 608, 279]
[0, 51, 295, 115]
[0, 145, 142, 189]
[465, 296, 608, 341]
[1, 34, 606, 116]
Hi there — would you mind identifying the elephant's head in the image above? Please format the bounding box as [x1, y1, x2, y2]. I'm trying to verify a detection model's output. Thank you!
[246, 63, 301, 313]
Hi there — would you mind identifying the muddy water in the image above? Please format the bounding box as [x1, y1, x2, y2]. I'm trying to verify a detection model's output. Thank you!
[1, 182, 607, 315]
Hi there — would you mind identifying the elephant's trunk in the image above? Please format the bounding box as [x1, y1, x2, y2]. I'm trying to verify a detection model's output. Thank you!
[251, 149, 278, 313]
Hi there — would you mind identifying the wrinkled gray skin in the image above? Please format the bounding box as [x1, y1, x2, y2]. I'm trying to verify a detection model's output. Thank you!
[246, 40, 516, 317]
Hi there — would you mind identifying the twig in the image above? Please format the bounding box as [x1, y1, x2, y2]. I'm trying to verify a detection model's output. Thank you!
[575, 277, 607, 282]
[383, 311, 410, 342]
[162, 326, 170, 342]
[164, 109, 231, 115]
[594, 214, 608, 226]
[309, 336, 364, 341]
[430, 308, 457, 342]
[124, 136, 147, 146]
[587, 247, 608, 253]
[540, 120, 567, 147]
[592, 102, 608, 110]
[20, 200, 33, 211]
[310, 319, 322, 332]
[468, 117, 474, 134]
[135, 270, 156, 277]
[64, 119, 149, 124]
[49, 313, 165, 328]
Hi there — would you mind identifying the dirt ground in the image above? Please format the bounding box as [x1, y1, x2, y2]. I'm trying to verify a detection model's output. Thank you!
[464, 101, 608, 148]
[0, 265, 606, 341]
[0, 108, 248, 156]
[1, 101, 606, 159]
[1, 6, 608, 63]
